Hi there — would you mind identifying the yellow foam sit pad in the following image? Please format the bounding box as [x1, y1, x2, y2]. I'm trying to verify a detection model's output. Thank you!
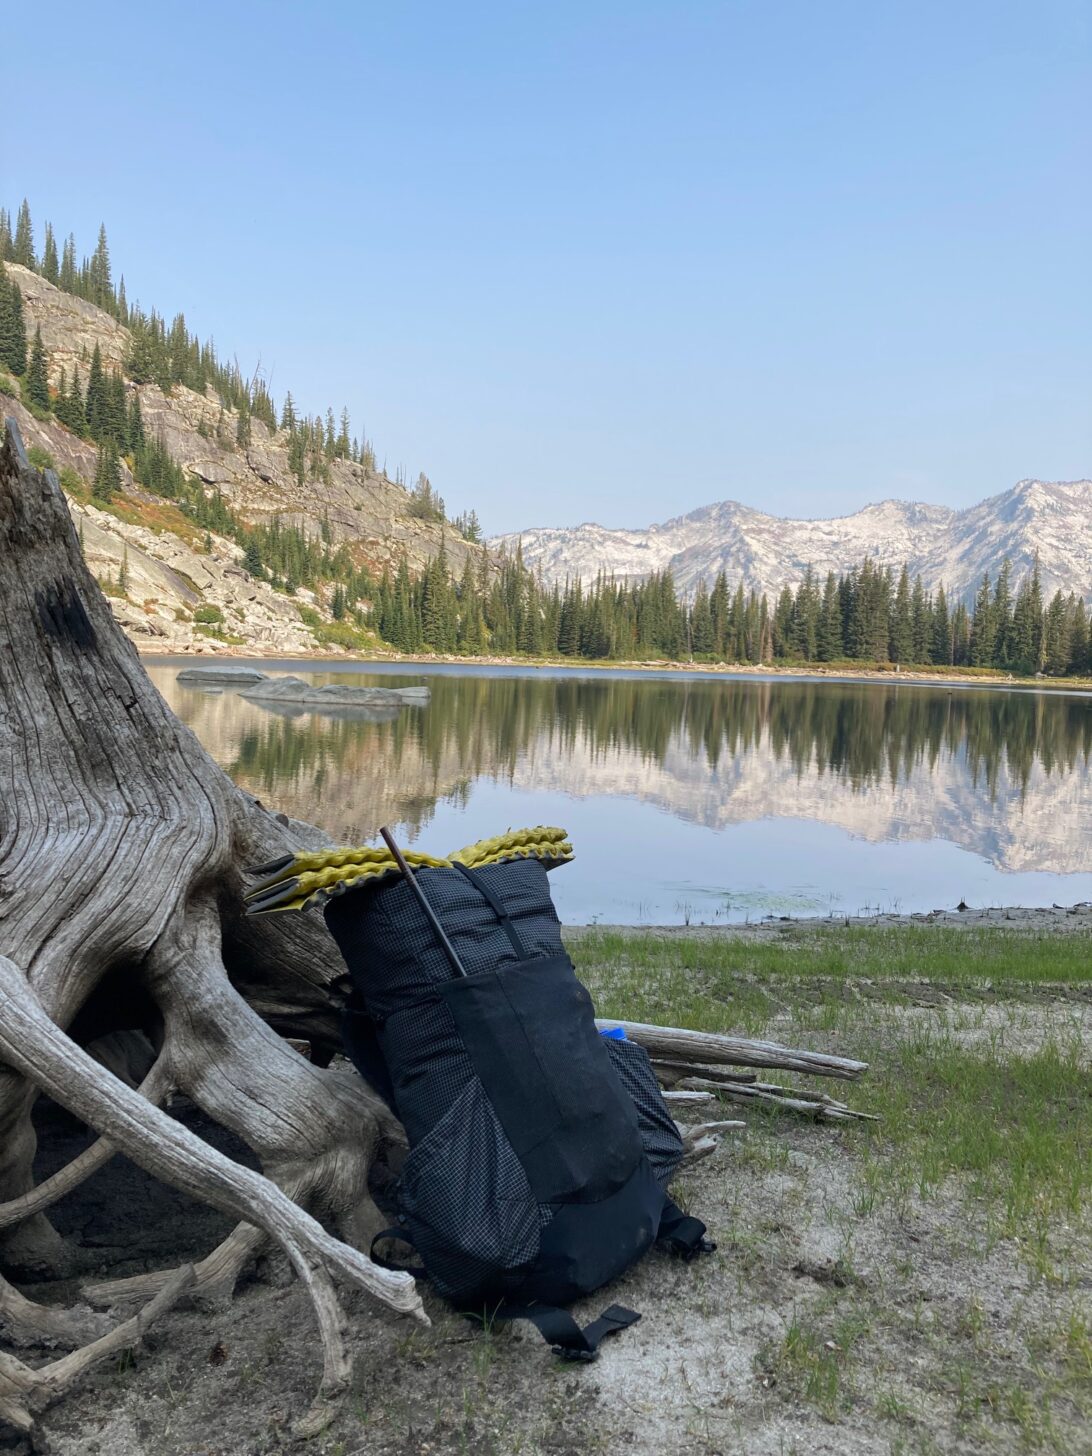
[244, 825, 573, 913]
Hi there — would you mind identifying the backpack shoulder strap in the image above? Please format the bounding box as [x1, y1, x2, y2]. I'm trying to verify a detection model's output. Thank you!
[484, 1300, 641, 1362]
[657, 1197, 716, 1260]
[453, 862, 529, 960]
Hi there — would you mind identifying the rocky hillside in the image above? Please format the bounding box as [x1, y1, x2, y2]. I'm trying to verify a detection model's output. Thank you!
[493, 482, 1092, 604]
[1, 264, 484, 654]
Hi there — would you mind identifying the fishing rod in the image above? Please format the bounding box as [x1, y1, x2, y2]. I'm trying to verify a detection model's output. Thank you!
[379, 825, 468, 979]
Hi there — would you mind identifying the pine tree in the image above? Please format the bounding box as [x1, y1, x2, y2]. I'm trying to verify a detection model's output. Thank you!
[817, 572, 843, 661]
[1042, 590, 1071, 675]
[41, 223, 59, 284]
[1010, 554, 1044, 673]
[127, 392, 146, 452]
[1069, 598, 1089, 676]
[85, 344, 106, 438]
[0, 209, 11, 262]
[13, 200, 34, 268]
[59, 234, 77, 291]
[949, 602, 969, 665]
[118, 547, 130, 597]
[0, 265, 28, 376]
[105, 372, 128, 444]
[910, 576, 930, 663]
[24, 327, 50, 412]
[970, 573, 996, 666]
[992, 559, 1013, 666]
[931, 584, 952, 665]
[235, 391, 251, 447]
[89, 224, 113, 309]
[889, 566, 913, 664]
[92, 441, 120, 502]
[690, 579, 714, 655]
[772, 584, 795, 658]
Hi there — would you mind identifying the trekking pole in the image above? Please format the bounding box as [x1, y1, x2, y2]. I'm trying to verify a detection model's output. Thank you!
[379, 825, 468, 979]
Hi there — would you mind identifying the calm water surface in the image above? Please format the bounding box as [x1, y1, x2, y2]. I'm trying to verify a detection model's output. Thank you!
[146, 659, 1092, 924]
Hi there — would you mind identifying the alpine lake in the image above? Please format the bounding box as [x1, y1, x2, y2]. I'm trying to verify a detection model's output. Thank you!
[146, 659, 1092, 925]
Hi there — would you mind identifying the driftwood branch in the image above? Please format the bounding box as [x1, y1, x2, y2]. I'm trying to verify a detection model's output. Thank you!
[597, 1018, 867, 1080]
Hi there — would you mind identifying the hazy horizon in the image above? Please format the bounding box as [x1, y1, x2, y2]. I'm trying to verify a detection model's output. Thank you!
[6, 1, 1089, 536]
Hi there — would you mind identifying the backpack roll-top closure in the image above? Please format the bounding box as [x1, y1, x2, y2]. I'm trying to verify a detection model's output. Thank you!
[439, 952, 644, 1204]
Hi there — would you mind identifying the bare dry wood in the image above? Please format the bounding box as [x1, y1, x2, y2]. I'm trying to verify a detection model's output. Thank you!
[597, 1018, 867, 1080]
[674, 1074, 878, 1121]
[0, 419, 423, 1439]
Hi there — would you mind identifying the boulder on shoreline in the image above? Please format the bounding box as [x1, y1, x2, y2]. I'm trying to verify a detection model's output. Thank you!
[237, 676, 429, 711]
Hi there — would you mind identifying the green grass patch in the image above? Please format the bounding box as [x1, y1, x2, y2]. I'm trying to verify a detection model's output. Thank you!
[27, 444, 56, 470]
[858, 1031, 1091, 1229]
[572, 923, 1092, 997]
[573, 921, 1092, 1244]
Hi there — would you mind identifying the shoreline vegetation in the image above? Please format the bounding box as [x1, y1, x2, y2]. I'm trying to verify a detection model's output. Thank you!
[139, 640, 1092, 692]
[566, 901, 1092, 942]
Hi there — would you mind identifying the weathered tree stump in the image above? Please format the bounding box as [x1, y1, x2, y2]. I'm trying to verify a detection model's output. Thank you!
[0, 419, 424, 1444]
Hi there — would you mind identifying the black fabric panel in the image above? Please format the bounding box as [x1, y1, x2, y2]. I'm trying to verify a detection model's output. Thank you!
[515, 1158, 665, 1305]
[439, 955, 642, 1204]
[339, 996, 396, 1108]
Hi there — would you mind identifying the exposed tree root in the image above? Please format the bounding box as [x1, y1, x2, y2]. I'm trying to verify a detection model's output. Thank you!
[0, 419, 431, 1440]
[0, 1264, 195, 1451]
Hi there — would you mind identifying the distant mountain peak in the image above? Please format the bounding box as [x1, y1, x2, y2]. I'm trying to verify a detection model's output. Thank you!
[492, 480, 1092, 603]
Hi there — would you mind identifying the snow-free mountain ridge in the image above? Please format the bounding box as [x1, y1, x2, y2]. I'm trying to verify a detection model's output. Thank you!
[493, 482, 1092, 604]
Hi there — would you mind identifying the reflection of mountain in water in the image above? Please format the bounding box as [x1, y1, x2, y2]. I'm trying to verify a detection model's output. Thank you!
[153, 671, 1092, 875]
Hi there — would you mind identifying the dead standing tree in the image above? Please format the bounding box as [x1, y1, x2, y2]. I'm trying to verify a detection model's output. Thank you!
[0, 421, 425, 1442]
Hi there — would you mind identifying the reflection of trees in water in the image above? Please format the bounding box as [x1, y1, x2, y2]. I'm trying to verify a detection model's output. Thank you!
[224, 678, 1092, 835]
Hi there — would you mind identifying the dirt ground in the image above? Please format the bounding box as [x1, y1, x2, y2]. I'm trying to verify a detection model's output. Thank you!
[6, 927, 1091, 1456]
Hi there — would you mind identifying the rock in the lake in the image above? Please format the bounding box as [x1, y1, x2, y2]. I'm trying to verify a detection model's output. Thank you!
[238, 676, 429, 710]
[177, 666, 270, 684]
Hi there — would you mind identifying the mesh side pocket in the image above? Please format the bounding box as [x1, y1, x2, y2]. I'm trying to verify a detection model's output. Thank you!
[398, 1077, 541, 1301]
[604, 1037, 684, 1188]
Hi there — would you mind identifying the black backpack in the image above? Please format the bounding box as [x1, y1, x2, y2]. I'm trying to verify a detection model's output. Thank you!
[323, 852, 713, 1359]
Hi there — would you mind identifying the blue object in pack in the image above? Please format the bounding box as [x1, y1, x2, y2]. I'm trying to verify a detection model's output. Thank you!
[598, 1025, 627, 1040]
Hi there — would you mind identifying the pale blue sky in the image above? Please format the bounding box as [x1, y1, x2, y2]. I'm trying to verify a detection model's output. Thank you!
[4, 1, 1089, 533]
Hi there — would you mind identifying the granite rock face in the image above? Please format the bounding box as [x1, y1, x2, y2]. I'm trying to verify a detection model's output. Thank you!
[3, 265, 489, 655]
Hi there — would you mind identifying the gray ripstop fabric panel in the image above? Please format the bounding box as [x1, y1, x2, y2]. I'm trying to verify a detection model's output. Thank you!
[398, 1077, 542, 1299]
[603, 1037, 685, 1188]
[327, 859, 566, 1021]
